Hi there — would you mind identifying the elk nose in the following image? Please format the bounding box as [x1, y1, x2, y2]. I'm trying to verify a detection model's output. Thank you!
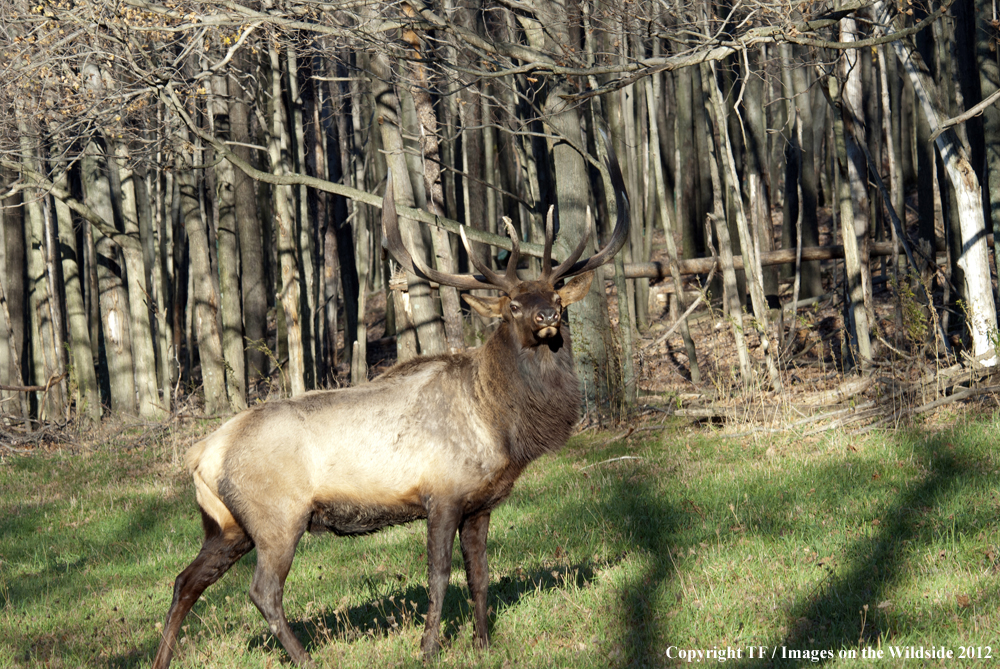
[535, 308, 558, 326]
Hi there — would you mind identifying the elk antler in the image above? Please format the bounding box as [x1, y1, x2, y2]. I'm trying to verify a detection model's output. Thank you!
[381, 125, 630, 293]
[459, 219, 521, 293]
[544, 126, 630, 282]
[381, 169, 496, 292]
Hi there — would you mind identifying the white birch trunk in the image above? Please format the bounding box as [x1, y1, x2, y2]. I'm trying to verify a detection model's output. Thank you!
[875, 0, 998, 365]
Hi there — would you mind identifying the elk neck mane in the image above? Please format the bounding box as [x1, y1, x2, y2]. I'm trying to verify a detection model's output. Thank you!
[474, 319, 581, 467]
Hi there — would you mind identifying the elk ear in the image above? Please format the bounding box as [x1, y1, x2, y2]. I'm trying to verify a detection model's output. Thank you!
[557, 272, 594, 306]
[463, 294, 506, 319]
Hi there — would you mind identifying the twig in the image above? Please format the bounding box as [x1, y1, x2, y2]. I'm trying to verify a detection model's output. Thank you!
[853, 384, 1000, 435]
[598, 427, 634, 447]
[0, 420, 74, 448]
[0, 441, 33, 455]
[579, 455, 644, 471]
[723, 404, 866, 438]
[642, 265, 716, 352]
[801, 403, 880, 436]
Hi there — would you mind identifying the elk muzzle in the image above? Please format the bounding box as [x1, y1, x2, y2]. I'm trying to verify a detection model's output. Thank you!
[534, 307, 560, 339]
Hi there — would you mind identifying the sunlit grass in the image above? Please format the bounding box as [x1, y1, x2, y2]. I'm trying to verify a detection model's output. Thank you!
[1, 413, 998, 667]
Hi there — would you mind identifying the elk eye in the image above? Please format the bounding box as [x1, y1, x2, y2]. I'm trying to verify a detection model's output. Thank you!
[509, 303, 520, 314]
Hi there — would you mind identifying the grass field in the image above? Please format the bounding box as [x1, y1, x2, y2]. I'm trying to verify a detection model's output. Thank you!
[1, 412, 998, 668]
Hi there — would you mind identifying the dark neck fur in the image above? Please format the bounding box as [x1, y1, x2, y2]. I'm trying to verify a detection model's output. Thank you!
[474, 322, 581, 467]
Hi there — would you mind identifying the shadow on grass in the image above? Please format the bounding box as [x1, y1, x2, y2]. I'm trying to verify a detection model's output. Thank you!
[589, 466, 680, 667]
[3, 492, 195, 669]
[730, 430, 986, 668]
[238, 560, 600, 661]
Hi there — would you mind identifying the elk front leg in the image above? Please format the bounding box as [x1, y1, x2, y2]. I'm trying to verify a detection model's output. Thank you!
[249, 528, 314, 667]
[421, 502, 461, 657]
[459, 511, 491, 648]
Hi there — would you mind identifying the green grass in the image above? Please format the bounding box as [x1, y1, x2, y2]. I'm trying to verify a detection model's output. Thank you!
[1, 414, 998, 668]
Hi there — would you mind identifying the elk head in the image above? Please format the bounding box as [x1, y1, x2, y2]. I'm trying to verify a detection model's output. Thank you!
[382, 128, 630, 346]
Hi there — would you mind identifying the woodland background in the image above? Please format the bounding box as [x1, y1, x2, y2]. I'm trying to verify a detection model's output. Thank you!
[2, 0, 1000, 430]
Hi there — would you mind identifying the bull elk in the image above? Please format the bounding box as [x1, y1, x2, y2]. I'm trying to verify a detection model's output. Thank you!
[151, 131, 629, 668]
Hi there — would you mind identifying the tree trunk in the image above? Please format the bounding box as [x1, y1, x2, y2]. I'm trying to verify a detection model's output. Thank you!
[350, 56, 370, 383]
[312, 72, 336, 380]
[829, 74, 874, 369]
[779, 44, 799, 285]
[151, 140, 175, 406]
[20, 127, 65, 418]
[644, 74, 700, 384]
[113, 142, 163, 417]
[604, 91, 637, 402]
[229, 53, 268, 385]
[841, 18, 873, 316]
[520, 0, 620, 406]
[698, 63, 753, 384]
[370, 50, 444, 361]
[790, 46, 824, 297]
[405, 48, 464, 352]
[876, 44, 906, 331]
[82, 141, 136, 415]
[176, 147, 229, 413]
[974, 0, 1000, 314]
[267, 43, 307, 395]
[744, 46, 778, 298]
[875, 0, 998, 364]
[628, 36, 649, 335]
[137, 159, 172, 409]
[287, 46, 318, 388]
[706, 61, 782, 389]
[211, 84, 248, 411]
[53, 167, 102, 423]
[545, 85, 618, 404]
[0, 165, 30, 421]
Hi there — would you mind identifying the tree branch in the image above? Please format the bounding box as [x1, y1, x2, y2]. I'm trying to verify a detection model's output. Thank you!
[0, 159, 141, 252]
[157, 81, 548, 257]
[930, 85, 1000, 143]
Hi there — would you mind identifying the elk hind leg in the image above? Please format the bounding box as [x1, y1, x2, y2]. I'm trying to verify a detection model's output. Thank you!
[421, 503, 462, 657]
[459, 511, 491, 648]
[152, 509, 252, 669]
[248, 529, 314, 668]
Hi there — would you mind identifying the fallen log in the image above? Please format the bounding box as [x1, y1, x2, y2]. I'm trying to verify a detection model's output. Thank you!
[393, 237, 970, 289]
[0, 373, 68, 393]
[623, 237, 963, 281]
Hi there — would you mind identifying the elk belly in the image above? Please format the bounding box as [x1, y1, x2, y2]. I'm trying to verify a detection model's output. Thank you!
[308, 494, 426, 536]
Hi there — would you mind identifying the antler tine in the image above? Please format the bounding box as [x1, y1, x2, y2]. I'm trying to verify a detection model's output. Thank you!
[547, 205, 592, 280]
[501, 217, 521, 286]
[540, 205, 555, 278]
[381, 168, 495, 292]
[458, 225, 517, 292]
[552, 126, 631, 281]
